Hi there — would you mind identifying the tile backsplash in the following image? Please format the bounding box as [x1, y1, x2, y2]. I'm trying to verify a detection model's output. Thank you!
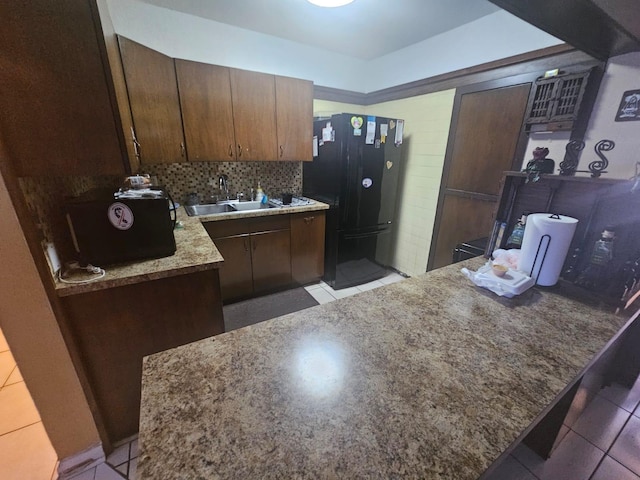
[19, 175, 122, 262]
[19, 161, 303, 264]
[141, 161, 303, 204]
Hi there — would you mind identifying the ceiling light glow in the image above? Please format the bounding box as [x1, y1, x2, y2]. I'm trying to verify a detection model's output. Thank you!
[307, 0, 355, 7]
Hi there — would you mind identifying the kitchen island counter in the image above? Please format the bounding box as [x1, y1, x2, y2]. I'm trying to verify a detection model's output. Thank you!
[139, 258, 633, 479]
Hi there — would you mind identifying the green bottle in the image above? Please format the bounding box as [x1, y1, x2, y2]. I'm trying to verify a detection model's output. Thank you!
[506, 213, 528, 249]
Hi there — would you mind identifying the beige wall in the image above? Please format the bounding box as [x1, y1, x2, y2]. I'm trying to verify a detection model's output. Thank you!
[314, 90, 455, 277]
[0, 170, 100, 459]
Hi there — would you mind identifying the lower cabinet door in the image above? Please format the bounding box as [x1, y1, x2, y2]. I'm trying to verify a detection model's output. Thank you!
[291, 212, 325, 284]
[251, 229, 291, 294]
[215, 235, 254, 302]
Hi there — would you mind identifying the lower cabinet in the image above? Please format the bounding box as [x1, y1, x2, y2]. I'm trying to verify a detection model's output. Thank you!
[205, 215, 291, 302]
[205, 211, 325, 303]
[290, 212, 325, 285]
[59, 269, 224, 449]
[252, 229, 292, 294]
[213, 235, 254, 300]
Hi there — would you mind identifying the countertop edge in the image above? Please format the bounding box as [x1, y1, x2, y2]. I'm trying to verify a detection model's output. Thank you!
[54, 201, 329, 297]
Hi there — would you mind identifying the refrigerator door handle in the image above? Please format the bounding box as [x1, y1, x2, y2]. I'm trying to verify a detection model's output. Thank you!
[343, 229, 388, 240]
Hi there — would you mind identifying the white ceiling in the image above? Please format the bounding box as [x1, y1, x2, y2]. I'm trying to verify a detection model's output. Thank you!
[138, 0, 501, 60]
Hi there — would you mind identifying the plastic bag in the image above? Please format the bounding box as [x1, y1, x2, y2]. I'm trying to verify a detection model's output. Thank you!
[461, 261, 534, 298]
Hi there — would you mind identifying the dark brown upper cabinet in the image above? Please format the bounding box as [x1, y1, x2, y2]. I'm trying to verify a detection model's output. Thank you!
[0, 0, 129, 177]
[276, 76, 313, 161]
[175, 60, 237, 161]
[229, 69, 279, 161]
[117, 39, 313, 163]
[489, 0, 640, 60]
[118, 36, 186, 165]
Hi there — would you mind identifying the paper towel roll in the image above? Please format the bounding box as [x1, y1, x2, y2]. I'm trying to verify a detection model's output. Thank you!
[517, 213, 578, 286]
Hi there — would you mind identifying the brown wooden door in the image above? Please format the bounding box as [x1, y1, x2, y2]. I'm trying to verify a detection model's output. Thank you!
[175, 60, 237, 161]
[291, 212, 325, 284]
[275, 76, 313, 161]
[214, 235, 254, 302]
[230, 69, 278, 161]
[0, 0, 128, 176]
[251, 229, 291, 293]
[430, 82, 531, 270]
[118, 36, 185, 164]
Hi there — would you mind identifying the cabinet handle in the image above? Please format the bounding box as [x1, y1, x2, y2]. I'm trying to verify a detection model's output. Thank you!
[180, 142, 186, 157]
[238, 144, 243, 157]
[131, 127, 141, 160]
[228, 145, 233, 158]
[304, 216, 315, 224]
[280, 145, 284, 158]
[244, 238, 249, 252]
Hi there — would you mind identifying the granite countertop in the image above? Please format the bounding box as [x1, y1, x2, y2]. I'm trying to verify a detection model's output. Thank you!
[138, 258, 630, 479]
[54, 201, 327, 297]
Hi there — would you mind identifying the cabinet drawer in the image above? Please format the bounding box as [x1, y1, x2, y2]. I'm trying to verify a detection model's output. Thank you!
[204, 215, 290, 239]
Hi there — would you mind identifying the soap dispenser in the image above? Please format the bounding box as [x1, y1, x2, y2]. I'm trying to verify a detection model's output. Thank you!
[255, 182, 265, 203]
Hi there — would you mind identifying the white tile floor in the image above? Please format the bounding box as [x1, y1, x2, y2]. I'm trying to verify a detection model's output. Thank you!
[303, 270, 407, 304]
[487, 377, 640, 480]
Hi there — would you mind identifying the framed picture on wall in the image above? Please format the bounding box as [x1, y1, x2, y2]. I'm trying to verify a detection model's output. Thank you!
[615, 89, 640, 122]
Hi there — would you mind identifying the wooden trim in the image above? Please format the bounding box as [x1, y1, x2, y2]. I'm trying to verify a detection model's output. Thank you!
[444, 189, 499, 203]
[313, 85, 367, 104]
[314, 45, 600, 105]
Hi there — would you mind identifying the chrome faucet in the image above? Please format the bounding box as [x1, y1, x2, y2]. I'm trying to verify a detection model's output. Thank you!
[218, 174, 229, 200]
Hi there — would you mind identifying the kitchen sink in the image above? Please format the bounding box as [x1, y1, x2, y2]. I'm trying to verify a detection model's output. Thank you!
[184, 204, 235, 216]
[184, 201, 274, 216]
[231, 201, 270, 211]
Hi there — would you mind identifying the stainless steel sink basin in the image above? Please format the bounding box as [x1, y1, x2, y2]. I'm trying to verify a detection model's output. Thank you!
[184, 201, 274, 216]
[184, 204, 235, 216]
[231, 201, 270, 211]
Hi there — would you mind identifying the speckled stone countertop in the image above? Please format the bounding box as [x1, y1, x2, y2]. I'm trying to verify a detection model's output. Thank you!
[138, 257, 631, 479]
[54, 201, 328, 297]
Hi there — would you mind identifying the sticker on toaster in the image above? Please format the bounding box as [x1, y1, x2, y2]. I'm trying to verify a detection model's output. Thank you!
[108, 202, 134, 230]
[362, 178, 373, 188]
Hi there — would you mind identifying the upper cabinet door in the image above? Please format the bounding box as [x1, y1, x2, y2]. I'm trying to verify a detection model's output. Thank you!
[175, 60, 236, 161]
[0, 0, 128, 177]
[229, 69, 278, 161]
[275, 76, 313, 162]
[118, 36, 185, 164]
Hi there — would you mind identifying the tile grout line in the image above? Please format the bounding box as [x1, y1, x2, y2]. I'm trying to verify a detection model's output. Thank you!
[583, 405, 638, 480]
[0, 419, 43, 438]
[2, 365, 18, 389]
[509, 453, 540, 479]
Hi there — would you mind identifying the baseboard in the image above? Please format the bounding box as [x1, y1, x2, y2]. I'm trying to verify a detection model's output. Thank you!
[57, 443, 105, 479]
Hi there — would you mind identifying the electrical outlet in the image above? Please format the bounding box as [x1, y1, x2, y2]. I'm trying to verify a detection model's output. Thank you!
[44, 242, 61, 276]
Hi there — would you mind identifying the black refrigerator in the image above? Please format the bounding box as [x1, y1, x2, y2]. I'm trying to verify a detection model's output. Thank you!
[303, 113, 404, 289]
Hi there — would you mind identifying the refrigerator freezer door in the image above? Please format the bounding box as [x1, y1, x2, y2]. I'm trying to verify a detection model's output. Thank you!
[342, 116, 402, 230]
[331, 226, 392, 289]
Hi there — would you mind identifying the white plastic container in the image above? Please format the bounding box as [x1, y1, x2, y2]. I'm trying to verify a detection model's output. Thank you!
[462, 262, 535, 298]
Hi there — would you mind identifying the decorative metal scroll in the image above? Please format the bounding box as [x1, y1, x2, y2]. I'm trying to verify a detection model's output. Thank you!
[588, 139, 615, 178]
[559, 140, 585, 176]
